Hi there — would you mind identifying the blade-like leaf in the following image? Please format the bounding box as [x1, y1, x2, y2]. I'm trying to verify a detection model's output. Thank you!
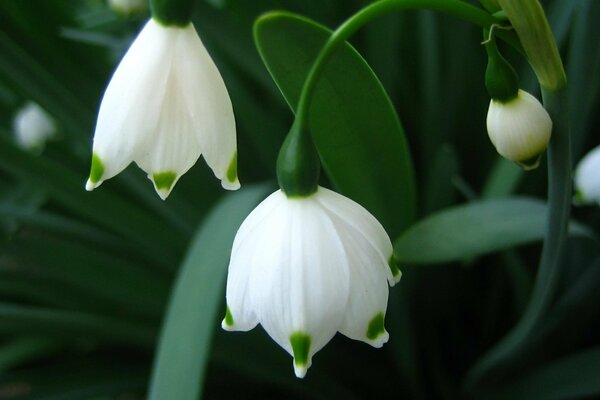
[394, 197, 593, 264]
[254, 12, 416, 237]
[483, 347, 600, 400]
[148, 183, 272, 400]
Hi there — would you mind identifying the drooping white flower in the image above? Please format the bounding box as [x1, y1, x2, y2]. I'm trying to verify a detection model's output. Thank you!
[574, 145, 600, 205]
[486, 89, 552, 170]
[86, 18, 239, 200]
[222, 186, 401, 378]
[13, 102, 56, 151]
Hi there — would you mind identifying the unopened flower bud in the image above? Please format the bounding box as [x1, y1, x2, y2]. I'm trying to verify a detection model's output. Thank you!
[486, 89, 552, 170]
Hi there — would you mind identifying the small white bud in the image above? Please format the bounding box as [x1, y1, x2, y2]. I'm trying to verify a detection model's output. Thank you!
[13, 102, 56, 151]
[574, 145, 600, 205]
[486, 89, 552, 170]
[108, 0, 147, 16]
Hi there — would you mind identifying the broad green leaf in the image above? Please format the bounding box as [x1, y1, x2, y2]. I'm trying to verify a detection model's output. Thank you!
[394, 197, 593, 264]
[148, 183, 272, 400]
[483, 347, 600, 400]
[254, 12, 416, 237]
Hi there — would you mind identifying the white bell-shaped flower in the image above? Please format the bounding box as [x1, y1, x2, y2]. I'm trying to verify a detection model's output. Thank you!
[222, 186, 401, 378]
[13, 102, 56, 151]
[86, 18, 239, 200]
[574, 145, 600, 205]
[486, 89, 552, 170]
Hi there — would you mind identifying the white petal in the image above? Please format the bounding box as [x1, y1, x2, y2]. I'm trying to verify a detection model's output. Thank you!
[315, 187, 399, 285]
[575, 145, 600, 205]
[327, 211, 390, 347]
[486, 89, 552, 166]
[89, 19, 175, 188]
[255, 196, 350, 376]
[177, 25, 238, 190]
[134, 57, 202, 199]
[223, 190, 285, 331]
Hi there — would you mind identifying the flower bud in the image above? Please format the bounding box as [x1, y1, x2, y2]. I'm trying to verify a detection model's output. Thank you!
[108, 0, 147, 16]
[12, 102, 56, 152]
[574, 145, 600, 205]
[486, 89, 552, 170]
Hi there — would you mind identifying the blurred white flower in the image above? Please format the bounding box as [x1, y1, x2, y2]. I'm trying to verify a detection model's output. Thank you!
[87, 18, 239, 200]
[486, 89, 552, 170]
[222, 186, 400, 378]
[574, 145, 600, 205]
[13, 102, 56, 151]
[108, 0, 147, 15]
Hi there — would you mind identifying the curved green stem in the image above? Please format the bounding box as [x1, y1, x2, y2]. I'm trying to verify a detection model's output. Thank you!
[294, 0, 511, 131]
[465, 87, 571, 390]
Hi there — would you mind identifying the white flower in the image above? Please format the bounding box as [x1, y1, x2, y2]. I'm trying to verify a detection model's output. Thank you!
[574, 145, 600, 205]
[486, 89, 552, 170]
[86, 18, 239, 200]
[108, 0, 147, 15]
[222, 186, 401, 378]
[13, 102, 55, 151]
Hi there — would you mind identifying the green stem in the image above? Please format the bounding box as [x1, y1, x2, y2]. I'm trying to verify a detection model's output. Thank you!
[151, 0, 195, 26]
[465, 87, 571, 390]
[294, 0, 511, 132]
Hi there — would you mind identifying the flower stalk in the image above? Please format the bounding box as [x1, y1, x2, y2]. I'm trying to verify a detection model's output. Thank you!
[466, 1, 571, 387]
[293, 0, 513, 133]
[497, 0, 566, 92]
[150, 0, 195, 26]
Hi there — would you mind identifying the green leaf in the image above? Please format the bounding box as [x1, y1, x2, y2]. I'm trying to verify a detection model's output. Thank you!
[394, 197, 593, 264]
[148, 183, 271, 400]
[0, 133, 184, 269]
[0, 303, 156, 348]
[0, 336, 63, 373]
[483, 347, 600, 400]
[254, 12, 416, 237]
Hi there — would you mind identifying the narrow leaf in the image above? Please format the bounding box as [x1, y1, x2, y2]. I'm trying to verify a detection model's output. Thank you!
[148, 183, 271, 400]
[484, 347, 600, 400]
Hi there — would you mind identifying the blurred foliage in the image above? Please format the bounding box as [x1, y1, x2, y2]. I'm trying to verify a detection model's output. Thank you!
[0, 0, 599, 399]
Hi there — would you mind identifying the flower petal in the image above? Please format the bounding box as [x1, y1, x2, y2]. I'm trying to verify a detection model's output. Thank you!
[177, 24, 238, 190]
[254, 196, 350, 376]
[223, 191, 285, 331]
[315, 187, 399, 285]
[327, 210, 390, 347]
[89, 19, 175, 189]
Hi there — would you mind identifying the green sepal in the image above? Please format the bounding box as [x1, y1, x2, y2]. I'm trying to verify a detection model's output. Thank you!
[484, 32, 519, 102]
[276, 121, 320, 197]
[151, 0, 194, 27]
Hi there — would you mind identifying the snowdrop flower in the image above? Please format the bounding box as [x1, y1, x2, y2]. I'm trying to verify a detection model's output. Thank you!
[13, 102, 56, 151]
[574, 145, 600, 205]
[86, 18, 239, 200]
[486, 89, 552, 170]
[222, 186, 401, 378]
